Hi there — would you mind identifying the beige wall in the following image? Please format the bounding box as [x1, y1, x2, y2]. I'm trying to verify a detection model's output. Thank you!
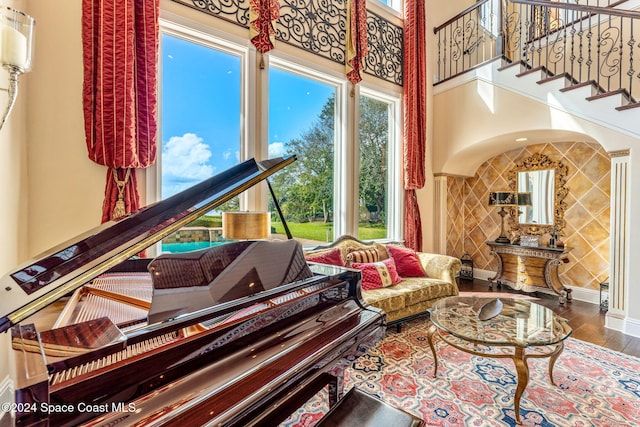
[0, 0, 28, 275]
[420, 0, 477, 252]
[27, 2, 108, 257]
[431, 79, 640, 176]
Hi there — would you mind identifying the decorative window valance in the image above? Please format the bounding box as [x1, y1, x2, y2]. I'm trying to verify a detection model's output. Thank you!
[170, 0, 403, 86]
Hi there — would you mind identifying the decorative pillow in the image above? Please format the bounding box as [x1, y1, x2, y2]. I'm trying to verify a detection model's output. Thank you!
[351, 257, 402, 290]
[305, 248, 345, 267]
[386, 245, 426, 277]
[346, 248, 379, 266]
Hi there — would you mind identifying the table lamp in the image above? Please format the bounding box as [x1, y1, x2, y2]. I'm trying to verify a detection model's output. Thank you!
[488, 191, 517, 243]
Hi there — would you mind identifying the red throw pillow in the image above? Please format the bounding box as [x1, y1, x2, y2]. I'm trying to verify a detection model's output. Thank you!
[386, 245, 426, 277]
[305, 248, 344, 267]
[351, 257, 402, 290]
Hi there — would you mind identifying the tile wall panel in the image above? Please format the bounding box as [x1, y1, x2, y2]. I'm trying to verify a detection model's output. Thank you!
[446, 142, 610, 291]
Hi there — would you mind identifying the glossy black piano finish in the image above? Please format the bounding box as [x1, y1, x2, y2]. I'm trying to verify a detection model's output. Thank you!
[1, 157, 386, 426]
[1, 157, 297, 332]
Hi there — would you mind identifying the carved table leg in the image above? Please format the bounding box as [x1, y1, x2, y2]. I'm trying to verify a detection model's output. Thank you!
[427, 324, 439, 378]
[488, 250, 503, 286]
[545, 258, 571, 302]
[547, 341, 564, 386]
[511, 347, 529, 425]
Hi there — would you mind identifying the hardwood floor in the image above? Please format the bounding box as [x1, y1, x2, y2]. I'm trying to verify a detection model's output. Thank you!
[457, 278, 640, 358]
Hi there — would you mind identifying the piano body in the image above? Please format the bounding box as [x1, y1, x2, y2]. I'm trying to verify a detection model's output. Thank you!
[0, 156, 386, 426]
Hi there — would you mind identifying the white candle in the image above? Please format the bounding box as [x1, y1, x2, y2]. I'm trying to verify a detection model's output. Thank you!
[1, 24, 28, 70]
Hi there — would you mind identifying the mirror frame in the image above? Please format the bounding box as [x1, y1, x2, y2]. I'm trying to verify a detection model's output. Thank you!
[506, 153, 568, 236]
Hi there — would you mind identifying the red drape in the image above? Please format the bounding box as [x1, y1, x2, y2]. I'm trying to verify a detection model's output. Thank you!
[82, 0, 159, 223]
[346, 0, 368, 84]
[249, 0, 280, 66]
[403, 0, 426, 251]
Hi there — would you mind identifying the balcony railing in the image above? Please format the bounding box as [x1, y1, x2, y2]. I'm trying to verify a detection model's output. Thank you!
[434, 0, 640, 108]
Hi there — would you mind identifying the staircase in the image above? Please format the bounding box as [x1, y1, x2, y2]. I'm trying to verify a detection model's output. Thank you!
[434, 0, 640, 136]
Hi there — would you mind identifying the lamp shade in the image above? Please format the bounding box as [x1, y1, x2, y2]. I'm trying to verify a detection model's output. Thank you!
[517, 192, 532, 206]
[222, 211, 268, 240]
[488, 191, 517, 206]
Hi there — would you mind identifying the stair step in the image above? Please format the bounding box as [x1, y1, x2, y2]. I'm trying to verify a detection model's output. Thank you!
[616, 102, 640, 111]
[497, 59, 526, 72]
[537, 72, 573, 86]
[586, 88, 631, 102]
[560, 80, 599, 97]
[517, 66, 553, 79]
[585, 89, 627, 110]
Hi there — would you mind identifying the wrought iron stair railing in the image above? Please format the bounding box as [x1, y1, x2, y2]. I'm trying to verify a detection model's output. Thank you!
[434, 0, 640, 110]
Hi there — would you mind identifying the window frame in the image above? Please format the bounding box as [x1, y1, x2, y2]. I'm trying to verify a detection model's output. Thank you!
[266, 55, 349, 240]
[357, 85, 404, 241]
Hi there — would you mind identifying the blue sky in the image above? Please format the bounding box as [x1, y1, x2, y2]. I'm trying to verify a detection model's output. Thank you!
[161, 34, 333, 198]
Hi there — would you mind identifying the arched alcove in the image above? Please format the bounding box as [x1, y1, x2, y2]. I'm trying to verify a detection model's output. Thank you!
[446, 141, 610, 298]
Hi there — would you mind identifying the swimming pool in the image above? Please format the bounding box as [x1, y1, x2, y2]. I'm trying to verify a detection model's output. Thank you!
[161, 241, 227, 253]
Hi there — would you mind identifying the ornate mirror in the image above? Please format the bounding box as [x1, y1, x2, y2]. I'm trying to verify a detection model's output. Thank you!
[507, 153, 568, 235]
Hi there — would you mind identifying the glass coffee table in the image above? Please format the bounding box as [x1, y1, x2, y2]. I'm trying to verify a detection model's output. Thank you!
[427, 296, 572, 424]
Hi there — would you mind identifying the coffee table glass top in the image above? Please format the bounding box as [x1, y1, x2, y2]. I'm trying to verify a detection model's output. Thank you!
[428, 296, 572, 347]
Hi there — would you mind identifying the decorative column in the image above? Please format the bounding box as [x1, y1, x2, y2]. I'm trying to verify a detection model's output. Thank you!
[434, 175, 448, 255]
[607, 150, 630, 330]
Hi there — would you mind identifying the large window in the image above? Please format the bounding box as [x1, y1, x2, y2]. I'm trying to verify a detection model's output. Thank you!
[157, 20, 402, 248]
[267, 64, 338, 242]
[160, 32, 242, 199]
[358, 92, 398, 240]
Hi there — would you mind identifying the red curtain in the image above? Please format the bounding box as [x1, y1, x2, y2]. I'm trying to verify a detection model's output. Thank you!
[249, 0, 280, 67]
[403, 0, 427, 251]
[346, 0, 368, 84]
[82, 0, 159, 223]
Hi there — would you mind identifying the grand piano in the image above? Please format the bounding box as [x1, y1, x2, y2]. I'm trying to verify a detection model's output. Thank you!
[0, 156, 386, 426]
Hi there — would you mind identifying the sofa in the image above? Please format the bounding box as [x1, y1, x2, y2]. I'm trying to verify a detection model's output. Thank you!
[304, 235, 461, 326]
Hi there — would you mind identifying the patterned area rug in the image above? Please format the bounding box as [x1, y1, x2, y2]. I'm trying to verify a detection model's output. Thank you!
[283, 319, 640, 426]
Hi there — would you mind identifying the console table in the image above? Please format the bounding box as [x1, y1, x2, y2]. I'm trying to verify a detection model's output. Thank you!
[485, 242, 572, 303]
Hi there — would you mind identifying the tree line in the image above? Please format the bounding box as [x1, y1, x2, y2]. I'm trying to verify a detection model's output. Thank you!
[269, 95, 388, 225]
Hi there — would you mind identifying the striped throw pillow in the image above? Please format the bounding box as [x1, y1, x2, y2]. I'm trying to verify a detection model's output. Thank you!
[346, 248, 379, 266]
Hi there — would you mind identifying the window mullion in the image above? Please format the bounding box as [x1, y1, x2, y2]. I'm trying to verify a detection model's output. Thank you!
[244, 48, 264, 212]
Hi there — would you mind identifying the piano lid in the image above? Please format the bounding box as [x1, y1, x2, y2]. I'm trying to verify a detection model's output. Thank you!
[0, 156, 296, 333]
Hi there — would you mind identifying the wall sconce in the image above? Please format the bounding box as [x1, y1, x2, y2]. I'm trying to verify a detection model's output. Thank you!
[222, 211, 269, 240]
[488, 191, 517, 243]
[0, 6, 35, 132]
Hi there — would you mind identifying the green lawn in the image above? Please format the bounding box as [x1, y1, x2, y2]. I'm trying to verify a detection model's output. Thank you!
[272, 221, 386, 242]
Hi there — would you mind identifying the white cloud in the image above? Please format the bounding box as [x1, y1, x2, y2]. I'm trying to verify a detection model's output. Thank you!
[223, 149, 232, 161]
[269, 142, 286, 158]
[162, 133, 214, 196]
